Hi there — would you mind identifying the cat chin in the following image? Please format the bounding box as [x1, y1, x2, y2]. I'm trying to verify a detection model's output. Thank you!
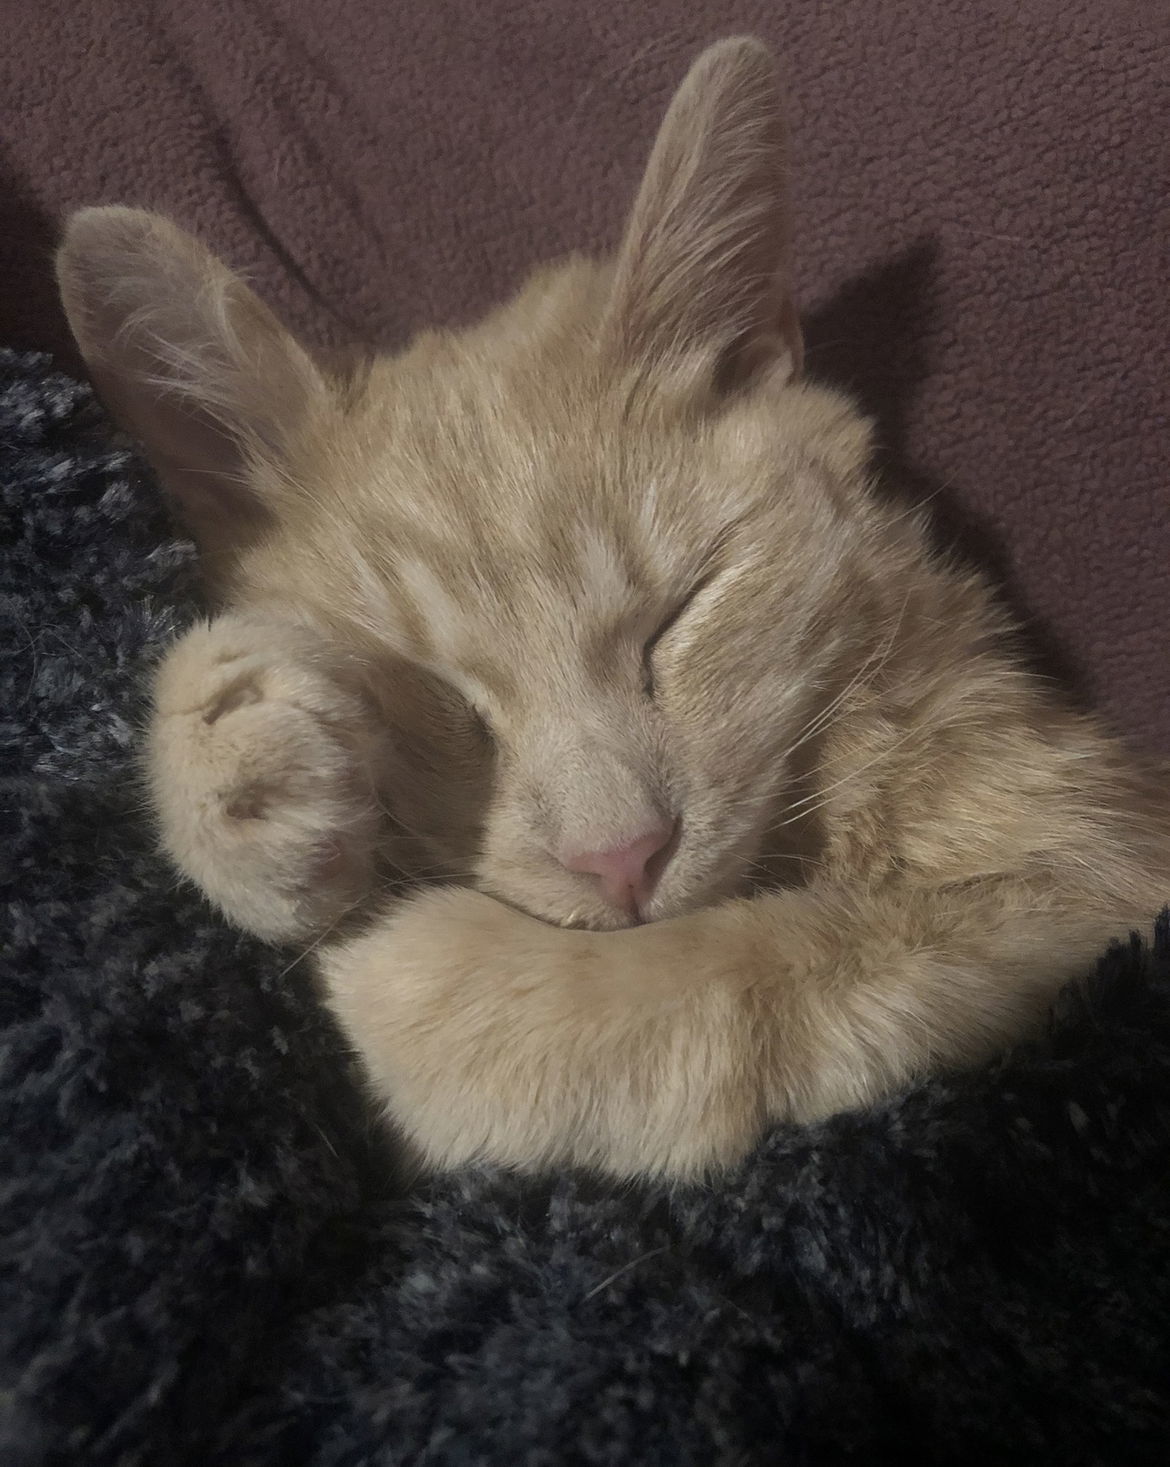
[516, 873, 738, 932]
[477, 881, 645, 933]
[557, 909, 640, 933]
[519, 893, 640, 933]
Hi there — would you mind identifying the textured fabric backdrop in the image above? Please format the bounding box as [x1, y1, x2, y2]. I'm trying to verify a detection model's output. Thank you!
[1, 0, 1168, 744]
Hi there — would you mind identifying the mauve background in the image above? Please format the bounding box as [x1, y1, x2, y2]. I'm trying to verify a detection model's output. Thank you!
[3, 1, 1167, 746]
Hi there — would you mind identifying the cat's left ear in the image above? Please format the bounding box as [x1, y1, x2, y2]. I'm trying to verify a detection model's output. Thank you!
[56, 207, 330, 564]
[601, 37, 802, 393]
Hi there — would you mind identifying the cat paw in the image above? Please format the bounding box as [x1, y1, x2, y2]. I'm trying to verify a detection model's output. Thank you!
[148, 615, 383, 941]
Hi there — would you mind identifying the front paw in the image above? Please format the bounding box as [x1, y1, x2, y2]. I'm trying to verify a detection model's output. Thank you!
[148, 616, 383, 941]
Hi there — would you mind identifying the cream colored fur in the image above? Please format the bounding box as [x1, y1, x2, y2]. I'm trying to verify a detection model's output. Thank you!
[57, 39, 1170, 1180]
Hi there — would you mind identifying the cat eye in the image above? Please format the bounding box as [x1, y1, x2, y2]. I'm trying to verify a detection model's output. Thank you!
[428, 671, 495, 747]
[469, 704, 495, 746]
[641, 577, 712, 697]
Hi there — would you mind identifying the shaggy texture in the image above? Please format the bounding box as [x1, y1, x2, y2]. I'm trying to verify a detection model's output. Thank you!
[3, 347, 1170, 1464]
[2, 2, 1169, 748]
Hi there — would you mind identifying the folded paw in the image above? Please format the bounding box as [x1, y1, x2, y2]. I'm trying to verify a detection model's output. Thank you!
[148, 616, 383, 941]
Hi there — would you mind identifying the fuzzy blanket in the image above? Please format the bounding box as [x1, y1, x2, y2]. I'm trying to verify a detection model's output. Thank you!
[3, 347, 1170, 1465]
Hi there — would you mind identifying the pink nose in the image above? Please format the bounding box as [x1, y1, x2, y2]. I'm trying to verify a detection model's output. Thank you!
[560, 821, 676, 914]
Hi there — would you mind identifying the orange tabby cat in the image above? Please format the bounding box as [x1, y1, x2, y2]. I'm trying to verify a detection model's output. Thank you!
[56, 38, 1170, 1180]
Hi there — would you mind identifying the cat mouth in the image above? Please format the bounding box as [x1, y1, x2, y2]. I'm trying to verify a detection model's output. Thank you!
[556, 907, 644, 932]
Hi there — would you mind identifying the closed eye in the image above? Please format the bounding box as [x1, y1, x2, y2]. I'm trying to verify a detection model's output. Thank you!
[641, 574, 717, 698]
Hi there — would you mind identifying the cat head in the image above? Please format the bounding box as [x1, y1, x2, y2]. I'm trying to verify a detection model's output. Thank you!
[58, 37, 922, 931]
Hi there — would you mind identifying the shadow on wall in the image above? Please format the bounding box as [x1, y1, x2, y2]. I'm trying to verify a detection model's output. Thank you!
[803, 240, 1087, 699]
[0, 150, 81, 371]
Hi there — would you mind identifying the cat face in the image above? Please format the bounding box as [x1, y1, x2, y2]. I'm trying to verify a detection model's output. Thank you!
[253, 310, 883, 930]
[56, 38, 901, 930]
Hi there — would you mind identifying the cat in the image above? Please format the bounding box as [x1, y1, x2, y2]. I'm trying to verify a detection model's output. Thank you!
[56, 37, 1170, 1181]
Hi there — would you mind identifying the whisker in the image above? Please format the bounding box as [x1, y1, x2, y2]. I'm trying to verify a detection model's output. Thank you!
[771, 716, 986, 834]
[276, 893, 372, 978]
[777, 585, 914, 768]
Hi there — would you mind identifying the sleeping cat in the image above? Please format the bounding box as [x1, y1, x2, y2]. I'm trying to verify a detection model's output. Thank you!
[56, 37, 1170, 1180]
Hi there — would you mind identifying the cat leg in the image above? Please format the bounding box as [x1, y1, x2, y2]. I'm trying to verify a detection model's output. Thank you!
[316, 880, 1125, 1180]
[148, 614, 384, 941]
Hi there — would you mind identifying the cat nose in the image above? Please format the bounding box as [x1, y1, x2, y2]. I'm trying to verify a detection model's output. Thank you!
[560, 820, 676, 914]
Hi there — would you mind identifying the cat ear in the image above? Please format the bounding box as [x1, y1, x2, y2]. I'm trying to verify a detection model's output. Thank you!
[602, 37, 802, 391]
[56, 207, 329, 555]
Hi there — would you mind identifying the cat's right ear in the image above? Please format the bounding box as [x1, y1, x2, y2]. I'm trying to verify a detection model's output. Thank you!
[602, 37, 802, 395]
[56, 207, 329, 559]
